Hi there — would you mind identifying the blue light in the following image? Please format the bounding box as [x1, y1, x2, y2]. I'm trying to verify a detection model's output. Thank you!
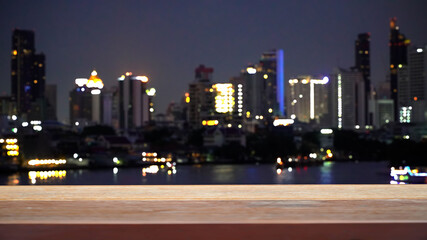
[25, 86, 31, 92]
[276, 49, 284, 115]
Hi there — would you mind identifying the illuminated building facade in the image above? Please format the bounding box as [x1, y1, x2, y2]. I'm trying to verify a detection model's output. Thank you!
[397, 45, 427, 123]
[11, 29, 48, 120]
[188, 65, 214, 128]
[117, 73, 150, 130]
[260, 49, 285, 116]
[69, 70, 105, 125]
[286, 76, 329, 124]
[389, 18, 410, 121]
[331, 68, 365, 129]
[374, 99, 394, 127]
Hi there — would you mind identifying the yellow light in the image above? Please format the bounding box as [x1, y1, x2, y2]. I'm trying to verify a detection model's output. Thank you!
[13, 50, 17, 55]
[136, 76, 148, 83]
[246, 111, 251, 118]
[390, 64, 394, 69]
[6, 139, 18, 144]
[28, 159, 67, 166]
[34, 80, 38, 84]
[6, 145, 19, 150]
[263, 74, 268, 79]
[186, 97, 190, 103]
[202, 120, 207, 126]
[268, 108, 273, 113]
[7, 151, 19, 156]
[126, 72, 132, 76]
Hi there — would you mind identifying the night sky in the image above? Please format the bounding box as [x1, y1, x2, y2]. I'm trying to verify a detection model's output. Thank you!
[1, 0, 427, 123]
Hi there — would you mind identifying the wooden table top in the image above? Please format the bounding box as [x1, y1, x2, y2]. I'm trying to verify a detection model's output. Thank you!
[1, 185, 426, 239]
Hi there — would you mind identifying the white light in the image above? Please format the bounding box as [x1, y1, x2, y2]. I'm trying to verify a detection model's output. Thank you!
[238, 124, 242, 128]
[299, 94, 303, 98]
[33, 125, 42, 131]
[146, 88, 156, 96]
[73, 153, 78, 159]
[113, 157, 119, 163]
[135, 76, 148, 82]
[75, 122, 79, 126]
[403, 135, 410, 139]
[91, 89, 101, 95]
[22, 122, 28, 127]
[79, 158, 83, 162]
[288, 167, 293, 172]
[113, 167, 118, 174]
[30, 120, 41, 125]
[246, 67, 256, 74]
[355, 125, 360, 129]
[320, 129, 333, 134]
[75, 78, 88, 87]
[11, 115, 17, 121]
[417, 48, 423, 53]
[290, 114, 296, 119]
[150, 108, 154, 113]
[273, 119, 294, 126]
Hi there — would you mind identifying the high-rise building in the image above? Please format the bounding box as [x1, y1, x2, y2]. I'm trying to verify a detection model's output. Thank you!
[354, 33, 371, 124]
[259, 49, 285, 116]
[286, 76, 329, 125]
[188, 65, 214, 128]
[389, 18, 410, 121]
[45, 84, 57, 120]
[117, 73, 150, 130]
[330, 68, 365, 129]
[11, 29, 46, 120]
[397, 46, 427, 123]
[69, 70, 104, 126]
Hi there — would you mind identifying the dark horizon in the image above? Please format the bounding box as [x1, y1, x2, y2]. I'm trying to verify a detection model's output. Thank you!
[1, 0, 427, 123]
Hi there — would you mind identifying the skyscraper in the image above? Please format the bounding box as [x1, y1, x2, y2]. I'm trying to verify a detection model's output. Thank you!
[259, 49, 285, 116]
[286, 76, 329, 125]
[188, 65, 214, 128]
[389, 18, 410, 121]
[241, 49, 285, 123]
[330, 68, 365, 129]
[11, 29, 46, 120]
[69, 70, 104, 126]
[397, 46, 427, 123]
[354, 33, 371, 124]
[117, 73, 150, 130]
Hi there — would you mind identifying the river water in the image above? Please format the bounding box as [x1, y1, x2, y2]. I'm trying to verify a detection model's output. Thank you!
[0, 161, 392, 185]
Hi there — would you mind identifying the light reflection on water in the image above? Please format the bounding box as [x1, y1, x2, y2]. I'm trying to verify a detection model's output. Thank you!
[0, 161, 392, 185]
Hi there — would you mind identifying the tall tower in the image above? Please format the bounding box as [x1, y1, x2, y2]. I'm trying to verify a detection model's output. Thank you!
[188, 65, 214, 128]
[354, 33, 371, 124]
[259, 49, 285, 116]
[331, 68, 365, 129]
[11, 29, 46, 119]
[117, 73, 149, 130]
[389, 18, 410, 121]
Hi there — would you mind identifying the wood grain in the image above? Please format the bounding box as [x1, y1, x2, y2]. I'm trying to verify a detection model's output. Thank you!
[1, 185, 426, 239]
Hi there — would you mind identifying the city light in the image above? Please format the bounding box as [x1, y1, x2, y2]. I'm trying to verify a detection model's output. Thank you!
[320, 129, 333, 134]
[273, 119, 294, 126]
[263, 74, 268, 79]
[246, 67, 256, 74]
[91, 89, 101, 95]
[417, 48, 423, 53]
[213, 83, 234, 113]
[135, 76, 149, 83]
[75, 78, 88, 87]
[146, 88, 156, 96]
[11, 115, 17, 121]
[12, 50, 17, 55]
[28, 159, 67, 166]
[33, 125, 42, 131]
[22, 122, 28, 127]
[202, 120, 219, 126]
[28, 170, 66, 184]
[118, 75, 125, 81]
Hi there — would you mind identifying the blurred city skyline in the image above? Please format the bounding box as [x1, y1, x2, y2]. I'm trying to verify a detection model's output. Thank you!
[1, 0, 427, 122]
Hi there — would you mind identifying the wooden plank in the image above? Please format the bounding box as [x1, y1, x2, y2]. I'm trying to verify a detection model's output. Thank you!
[0, 185, 426, 239]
